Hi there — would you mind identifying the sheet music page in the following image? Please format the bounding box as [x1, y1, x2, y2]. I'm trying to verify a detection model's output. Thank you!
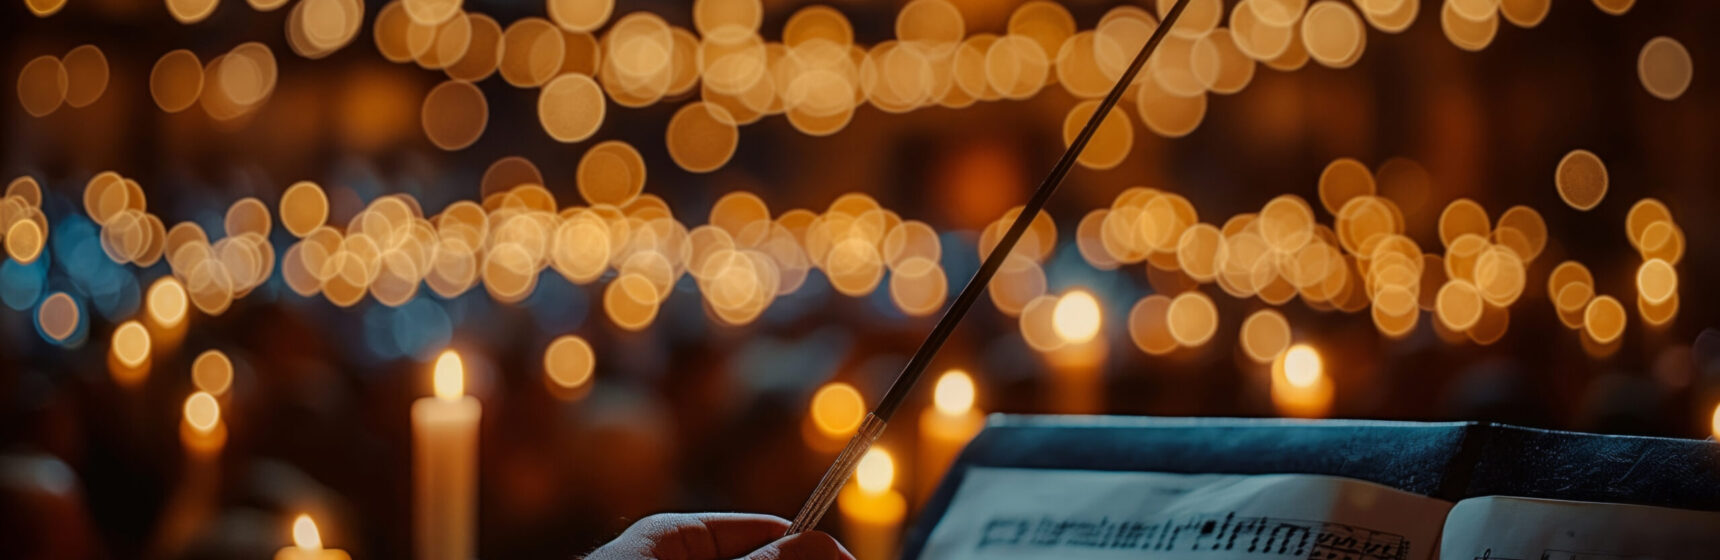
[1438, 496, 1720, 560]
[919, 468, 1452, 560]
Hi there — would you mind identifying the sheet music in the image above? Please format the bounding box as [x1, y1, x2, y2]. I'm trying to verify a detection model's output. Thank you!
[1438, 496, 1720, 560]
[919, 468, 1452, 560]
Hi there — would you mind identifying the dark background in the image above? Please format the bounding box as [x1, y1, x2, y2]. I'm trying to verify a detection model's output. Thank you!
[4, 0, 1720, 558]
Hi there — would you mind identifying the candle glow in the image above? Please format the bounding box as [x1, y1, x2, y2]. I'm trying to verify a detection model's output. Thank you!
[1283, 345, 1323, 388]
[1052, 290, 1102, 344]
[919, 368, 985, 504]
[856, 448, 894, 494]
[433, 350, 464, 401]
[293, 514, 323, 551]
[933, 370, 975, 416]
[277, 513, 350, 560]
[1711, 403, 1719, 441]
[841, 446, 906, 560]
[1272, 343, 1334, 418]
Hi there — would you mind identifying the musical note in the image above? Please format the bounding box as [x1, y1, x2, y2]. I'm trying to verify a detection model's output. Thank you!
[975, 511, 1412, 560]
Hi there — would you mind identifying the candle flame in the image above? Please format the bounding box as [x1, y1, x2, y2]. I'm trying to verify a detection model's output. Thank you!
[292, 514, 323, 551]
[1710, 402, 1719, 441]
[433, 349, 464, 401]
[933, 369, 975, 415]
[1052, 290, 1101, 344]
[855, 448, 894, 494]
[183, 391, 220, 433]
[1283, 344, 1323, 388]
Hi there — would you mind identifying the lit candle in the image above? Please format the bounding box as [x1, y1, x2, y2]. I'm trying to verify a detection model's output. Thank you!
[275, 514, 351, 560]
[917, 370, 983, 504]
[1271, 344, 1333, 418]
[838, 448, 905, 560]
[1048, 290, 1107, 414]
[413, 350, 480, 560]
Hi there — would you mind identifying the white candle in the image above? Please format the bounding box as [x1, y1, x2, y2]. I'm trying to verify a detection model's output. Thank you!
[839, 448, 905, 560]
[275, 514, 351, 560]
[917, 370, 983, 504]
[413, 350, 479, 560]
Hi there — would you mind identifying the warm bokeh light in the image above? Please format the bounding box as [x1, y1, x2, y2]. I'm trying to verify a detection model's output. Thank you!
[0, 3, 1717, 557]
[16, 55, 67, 118]
[421, 79, 488, 150]
[1638, 36, 1691, 100]
[578, 141, 647, 206]
[543, 335, 595, 390]
[499, 18, 566, 87]
[7, 219, 46, 264]
[1584, 295, 1627, 345]
[433, 349, 464, 401]
[1240, 309, 1291, 363]
[1051, 289, 1101, 344]
[62, 44, 108, 109]
[1061, 99, 1133, 170]
[1556, 149, 1608, 211]
[293, 514, 324, 551]
[37, 292, 79, 342]
[193, 350, 234, 396]
[111, 321, 151, 368]
[184, 392, 220, 434]
[1166, 291, 1218, 347]
[279, 181, 330, 238]
[1282, 344, 1322, 388]
[810, 382, 865, 437]
[149, 50, 204, 113]
[1127, 294, 1176, 356]
[933, 370, 975, 416]
[1019, 295, 1066, 352]
[538, 73, 606, 143]
[1636, 258, 1677, 305]
[1302, 1, 1365, 68]
[1436, 279, 1484, 332]
[25, 0, 65, 16]
[855, 448, 894, 494]
[666, 102, 740, 172]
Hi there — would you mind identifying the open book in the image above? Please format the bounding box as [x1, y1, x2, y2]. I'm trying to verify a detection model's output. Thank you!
[919, 469, 1720, 560]
[904, 416, 1720, 560]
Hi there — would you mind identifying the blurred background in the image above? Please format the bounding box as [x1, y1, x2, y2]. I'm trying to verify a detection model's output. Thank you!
[3, 0, 1719, 558]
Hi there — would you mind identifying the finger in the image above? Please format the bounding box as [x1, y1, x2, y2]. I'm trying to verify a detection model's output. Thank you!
[741, 531, 854, 560]
[608, 513, 790, 560]
[683, 513, 793, 559]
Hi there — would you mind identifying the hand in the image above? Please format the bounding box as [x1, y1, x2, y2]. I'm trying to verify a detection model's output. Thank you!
[585, 513, 856, 560]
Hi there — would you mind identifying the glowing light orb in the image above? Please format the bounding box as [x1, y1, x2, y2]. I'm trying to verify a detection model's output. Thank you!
[1051, 290, 1101, 344]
